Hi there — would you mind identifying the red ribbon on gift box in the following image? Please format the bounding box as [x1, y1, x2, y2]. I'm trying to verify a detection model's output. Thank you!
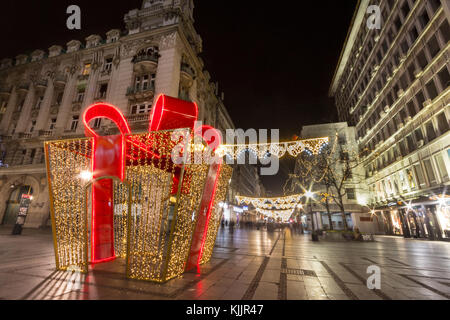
[82, 95, 223, 267]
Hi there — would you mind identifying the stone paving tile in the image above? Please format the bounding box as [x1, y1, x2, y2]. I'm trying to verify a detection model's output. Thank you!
[1, 226, 450, 300]
[346, 284, 382, 300]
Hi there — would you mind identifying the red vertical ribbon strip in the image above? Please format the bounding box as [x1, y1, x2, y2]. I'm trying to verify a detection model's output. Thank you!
[83, 103, 131, 264]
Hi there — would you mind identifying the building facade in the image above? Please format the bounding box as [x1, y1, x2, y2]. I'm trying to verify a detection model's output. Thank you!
[329, 0, 450, 239]
[295, 122, 379, 233]
[0, 0, 260, 228]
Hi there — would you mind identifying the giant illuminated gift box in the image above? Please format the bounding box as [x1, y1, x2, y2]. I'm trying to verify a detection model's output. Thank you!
[45, 95, 232, 283]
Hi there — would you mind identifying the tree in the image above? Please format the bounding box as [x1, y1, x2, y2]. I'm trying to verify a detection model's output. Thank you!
[285, 130, 365, 231]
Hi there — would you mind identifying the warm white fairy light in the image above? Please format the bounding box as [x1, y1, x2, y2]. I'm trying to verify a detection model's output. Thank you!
[220, 137, 329, 160]
[255, 208, 295, 222]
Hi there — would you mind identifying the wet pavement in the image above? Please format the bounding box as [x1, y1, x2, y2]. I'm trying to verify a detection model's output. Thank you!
[0, 225, 449, 300]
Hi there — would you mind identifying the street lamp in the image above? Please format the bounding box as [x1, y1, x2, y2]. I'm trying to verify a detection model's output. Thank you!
[305, 190, 319, 241]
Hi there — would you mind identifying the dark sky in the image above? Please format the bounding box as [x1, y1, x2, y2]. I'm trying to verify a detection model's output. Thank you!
[0, 0, 357, 195]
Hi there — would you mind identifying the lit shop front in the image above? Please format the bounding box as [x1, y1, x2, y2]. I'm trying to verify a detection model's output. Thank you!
[397, 195, 449, 240]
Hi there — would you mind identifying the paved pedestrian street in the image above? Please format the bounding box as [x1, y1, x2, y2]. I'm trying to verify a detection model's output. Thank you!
[0, 226, 449, 300]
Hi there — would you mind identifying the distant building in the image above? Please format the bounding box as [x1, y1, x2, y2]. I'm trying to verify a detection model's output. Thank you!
[296, 122, 378, 233]
[0, 0, 259, 228]
[329, 0, 450, 239]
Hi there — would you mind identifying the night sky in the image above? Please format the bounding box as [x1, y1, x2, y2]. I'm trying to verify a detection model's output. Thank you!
[0, 0, 357, 195]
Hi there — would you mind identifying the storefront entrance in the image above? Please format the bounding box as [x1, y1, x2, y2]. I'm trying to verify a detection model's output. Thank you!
[2, 186, 33, 225]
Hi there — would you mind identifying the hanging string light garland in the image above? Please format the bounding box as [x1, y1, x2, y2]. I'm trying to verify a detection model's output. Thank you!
[255, 208, 295, 222]
[215, 137, 330, 159]
[236, 194, 305, 209]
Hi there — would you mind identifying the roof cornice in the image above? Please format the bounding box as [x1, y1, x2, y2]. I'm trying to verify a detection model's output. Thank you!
[328, 0, 369, 97]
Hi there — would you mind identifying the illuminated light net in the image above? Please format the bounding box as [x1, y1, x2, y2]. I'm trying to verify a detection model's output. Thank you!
[199, 165, 234, 265]
[46, 129, 231, 283]
[236, 194, 304, 210]
[216, 137, 330, 159]
[255, 208, 295, 222]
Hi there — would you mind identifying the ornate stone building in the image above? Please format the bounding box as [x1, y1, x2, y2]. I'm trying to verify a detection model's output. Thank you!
[329, 0, 450, 239]
[0, 0, 260, 228]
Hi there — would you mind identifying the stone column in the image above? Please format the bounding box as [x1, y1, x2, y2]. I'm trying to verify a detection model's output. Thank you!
[15, 85, 36, 134]
[155, 31, 183, 98]
[54, 75, 77, 135]
[0, 88, 18, 135]
[442, 0, 450, 24]
[34, 81, 55, 132]
[77, 71, 100, 134]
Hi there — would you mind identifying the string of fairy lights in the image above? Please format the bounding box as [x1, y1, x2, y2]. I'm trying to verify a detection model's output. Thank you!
[255, 208, 295, 222]
[216, 137, 330, 159]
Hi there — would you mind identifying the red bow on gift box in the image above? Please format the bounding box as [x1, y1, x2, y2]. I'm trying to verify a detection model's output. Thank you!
[83, 95, 223, 267]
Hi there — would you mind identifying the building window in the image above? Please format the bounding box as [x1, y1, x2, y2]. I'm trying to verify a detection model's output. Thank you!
[417, 50, 428, 70]
[104, 58, 113, 71]
[394, 16, 402, 32]
[414, 164, 426, 187]
[414, 128, 424, 143]
[409, 26, 419, 44]
[406, 168, 416, 189]
[425, 121, 437, 142]
[434, 154, 449, 181]
[415, 90, 426, 110]
[399, 140, 407, 156]
[55, 91, 64, 105]
[406, 134, 415, 153]
[29, 120, 36, 133]
[400, 1, 410, 19]
[429, 0, 441, 14]
[76, 89, 85, 102]
[92, 118, 101, 129]
[70, 116, 79, 131]
[423, 159, 437, 185]
[407, 100, 417, 117]
[16, 99, 24, 112]
[436, 112, 449, 134]
[98, 83, 108, 98]
[346, 188, 356, 200]
[427, 35, 441, 59]
[438, 21, 450, 43]
[425, 79, 438, 100]
[9, 122, 16, 135]
[49, 118, 57, 130]
[437, 67, 450, 90]
[418, 9, 430, 29]
[82, 63, 91, 76]
[131, 103, 152, 114]
[30, 149, 36, 163]
[35, 96, 44, 109]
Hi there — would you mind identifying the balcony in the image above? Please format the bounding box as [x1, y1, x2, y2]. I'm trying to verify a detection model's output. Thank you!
[132, 53, 159, 73]
[38, 130, 53, 138]
[18, 132, 32, 139]
[180, 63, 195, 87]
[17, 82, 30, 93]
[127, 113, 150, 124]
[77, 74, 89, 81]
[72, 101, 82, 112]
[35, 79, 48, 90]
[126, 85, 155, 101]
[93, 94, 107, 102]
[100, 68, 112, 77]
[0, 85, 12, 97]
[0, 135, 12, 141]
[54, 74, 67, 87]
[50, 104, 59, 115]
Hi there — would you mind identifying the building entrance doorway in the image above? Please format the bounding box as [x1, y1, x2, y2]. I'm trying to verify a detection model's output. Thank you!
[2, 185, 33, 225]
